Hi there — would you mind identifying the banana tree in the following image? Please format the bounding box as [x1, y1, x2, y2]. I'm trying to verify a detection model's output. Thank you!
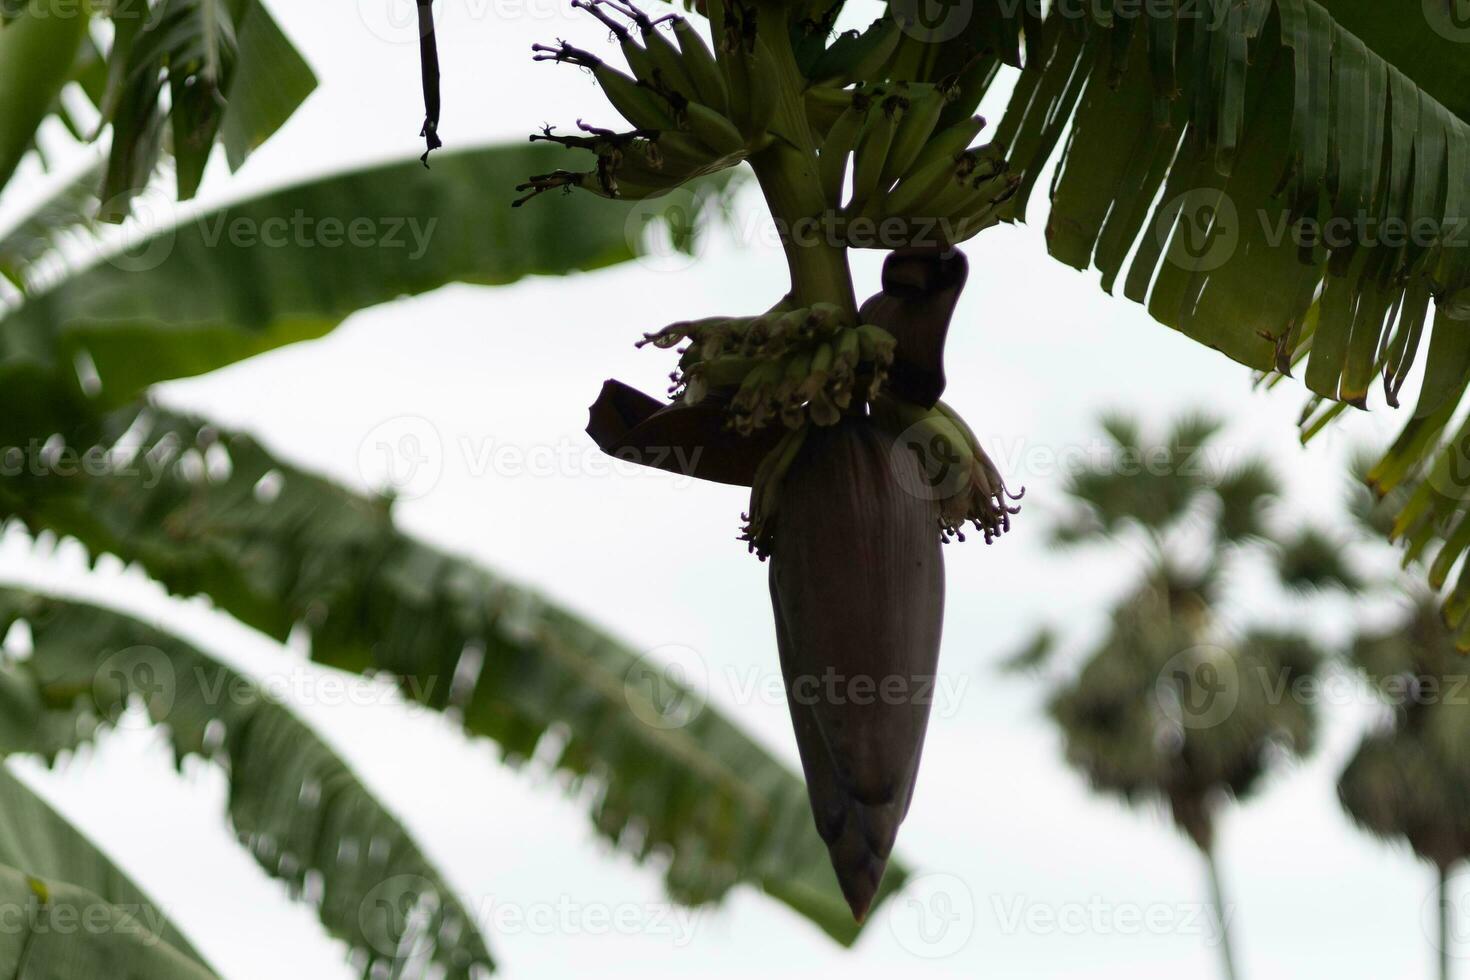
[7, 0, 1470, 966]
[1004, 414, 1328, 979]
[483, 0, 1470, 917]
[0, 6, 905, 976]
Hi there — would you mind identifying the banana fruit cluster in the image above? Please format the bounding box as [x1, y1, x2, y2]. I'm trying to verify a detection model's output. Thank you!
[516, 0, 773, 205]
[638, 306, 897, 436]
[870, 395, 1023, 544]
[807, 82, 1019, 249]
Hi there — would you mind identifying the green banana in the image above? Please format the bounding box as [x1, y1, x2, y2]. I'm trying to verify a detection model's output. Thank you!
[777, 351, 815, 425]
[641, 21, 699, 98]
[818, 96, 871, 209]
[884, 147, 966, 218]
[847, 96, 906, 214]
[692, 354, 760, 390]
[941, 174, 1021, 243]
[743, 423, 809, 550]
[594, 62, 678, 130]
[723, 30, 753, 132]
[900, 115, 987, 184]
[684, 99, 747, 155]
[732, 360, 786, 434]
[740, 37, 782, 140]
[880, 88, 946, 189]
[671, 16, 728, 113]
[808, 16, 900, 86]
[652, 130, 722, 170]
[936, 56, 997, 131]
[804, 84, 855, 141]
[799, 341, 836, 401]
[855, 323, 897, 363]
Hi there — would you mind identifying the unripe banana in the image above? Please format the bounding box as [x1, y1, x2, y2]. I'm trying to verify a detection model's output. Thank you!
[804, 85, 854, 141]
[641, 21, 699, 98]
[899, 115, 986, 185]
[723, 35, 753, 132]
[594, 62, 677, 130]
[653, 130, 720, 170]
[693, 354, 760, 388]
[671, 16, 728, 113]
[941, 175, 1020, 243]
[778, 351, 815, 425]
[855, 323, 897, 363]
[847, 96, 905, 214]
[618, 34, 659, 88]
[740, 37, 781, 139]
[880, 88, 946, 189]
[683, 99, 747, 156]
[808, 16, 900, 86]
[818, 97, 871, 209]
[884, 147, 965, 218]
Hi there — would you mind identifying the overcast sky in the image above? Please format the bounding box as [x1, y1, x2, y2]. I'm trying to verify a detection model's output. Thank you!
[2, 2, 1464, 978]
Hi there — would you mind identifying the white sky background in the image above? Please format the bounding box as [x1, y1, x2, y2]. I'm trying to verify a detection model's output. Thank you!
[1, 1, 1464, 977]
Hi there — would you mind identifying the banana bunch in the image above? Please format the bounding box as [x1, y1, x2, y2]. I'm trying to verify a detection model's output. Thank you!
[637, 306, 897, 435]
[871, 395, 1023, 544]
[517, 0, 777, 204]
[810, 88, 1020, 248]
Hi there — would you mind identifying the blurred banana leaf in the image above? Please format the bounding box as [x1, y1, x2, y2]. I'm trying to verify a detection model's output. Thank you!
[0, 141, 733, 446]
[904, 0, 1470, 637]
[0, 764, 215, 976]
[0, 587, 496, 977]
[0, 402, 901, 943]
[0, 0, 316, 218]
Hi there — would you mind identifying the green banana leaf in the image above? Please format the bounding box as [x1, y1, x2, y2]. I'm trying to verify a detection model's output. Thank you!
[0, 764, 215, 976]
[0, 402, 905, 943]
[895, 0, 1470, 641]
[0, 0, 315, 217]
[0, 0, 89, 190]
[0, 141, 730, 445]
[0, 588, 495, 977]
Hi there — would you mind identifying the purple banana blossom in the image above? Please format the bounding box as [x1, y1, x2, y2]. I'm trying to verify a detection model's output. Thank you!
[587, 247, 1009, 919]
